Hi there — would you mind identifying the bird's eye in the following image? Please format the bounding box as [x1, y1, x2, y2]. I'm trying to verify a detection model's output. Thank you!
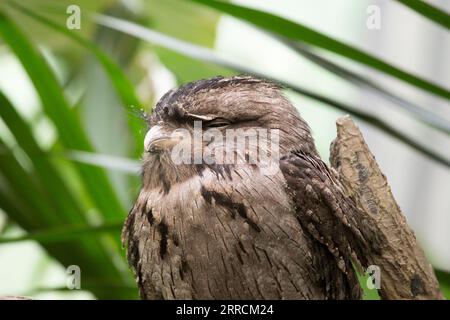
[205, 118, 231, 128]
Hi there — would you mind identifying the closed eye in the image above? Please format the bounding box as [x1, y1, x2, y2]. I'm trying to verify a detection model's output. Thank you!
[205, 118, 231, 128]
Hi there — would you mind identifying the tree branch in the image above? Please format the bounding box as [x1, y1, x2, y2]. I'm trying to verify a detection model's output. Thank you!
[329, 115, 443, 300]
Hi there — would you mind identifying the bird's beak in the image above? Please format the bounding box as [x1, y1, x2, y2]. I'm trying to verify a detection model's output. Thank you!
[144, 125, 181, 153]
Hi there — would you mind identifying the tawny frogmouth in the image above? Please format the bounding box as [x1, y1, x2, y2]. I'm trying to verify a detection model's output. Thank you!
[123, 76, 376, 299]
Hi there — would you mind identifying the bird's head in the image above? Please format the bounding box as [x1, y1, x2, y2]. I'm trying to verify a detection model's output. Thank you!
[141, 75, 316, 192]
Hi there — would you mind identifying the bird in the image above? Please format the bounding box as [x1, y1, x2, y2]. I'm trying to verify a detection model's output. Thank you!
[123, 75, 380, 300]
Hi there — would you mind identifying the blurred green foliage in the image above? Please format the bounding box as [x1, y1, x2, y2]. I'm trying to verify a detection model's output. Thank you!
[0, 0, 449, 299]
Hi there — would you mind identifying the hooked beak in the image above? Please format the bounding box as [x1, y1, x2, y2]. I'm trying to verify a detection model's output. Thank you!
[144, 125, 181, 153]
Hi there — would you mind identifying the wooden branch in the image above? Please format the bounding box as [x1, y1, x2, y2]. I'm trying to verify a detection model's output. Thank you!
[329, 115, 443, 300]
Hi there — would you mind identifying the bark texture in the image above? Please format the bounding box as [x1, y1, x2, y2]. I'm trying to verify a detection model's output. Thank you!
[329, 115, 443, 300]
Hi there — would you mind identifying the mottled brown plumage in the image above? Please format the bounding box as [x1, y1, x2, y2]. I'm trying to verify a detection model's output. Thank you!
[123, 76, 375, 299]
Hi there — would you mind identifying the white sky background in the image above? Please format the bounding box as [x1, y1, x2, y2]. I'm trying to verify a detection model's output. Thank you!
[0, 0, 449, 298]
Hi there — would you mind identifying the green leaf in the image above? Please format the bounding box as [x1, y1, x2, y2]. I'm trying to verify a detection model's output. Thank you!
[357, 270, 380, 300]
[0, 91, 86, 225]
[0, 140, 55, 228]
[435, 268, 450, 299]
[278, 39, 450, 136]
[146, 0, 233, 83]
[0, 220, 123, 244]
[0, 12, 125, 221]
[0, 91, 136, 299]
[93, 14, 450, 169]
[190, 0, 450, 101]
[63, 150, 140, 173]
[0, 12, 137, 298]
[0, 139, 135, 299]
[396, 0, 450, 30]
[7, 1, 145, 159]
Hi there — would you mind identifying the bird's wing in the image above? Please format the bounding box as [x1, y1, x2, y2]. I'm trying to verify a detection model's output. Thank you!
[280, 150, 383, 276]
